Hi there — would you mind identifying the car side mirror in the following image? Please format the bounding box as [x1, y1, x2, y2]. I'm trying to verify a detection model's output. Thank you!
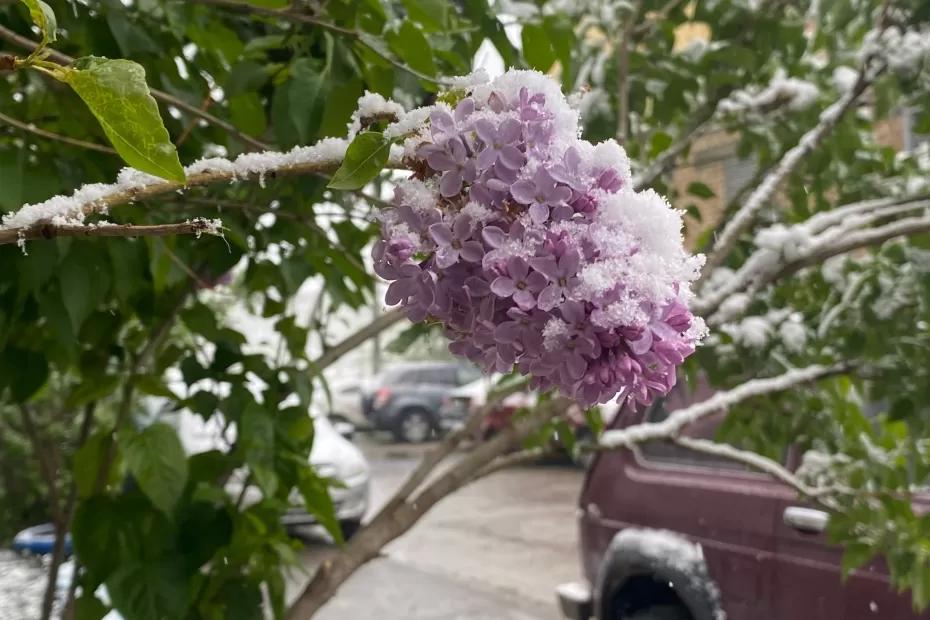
[333, 420, 356, 440]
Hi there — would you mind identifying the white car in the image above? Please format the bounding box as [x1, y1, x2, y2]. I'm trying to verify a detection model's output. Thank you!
[166, 405, 370, 539]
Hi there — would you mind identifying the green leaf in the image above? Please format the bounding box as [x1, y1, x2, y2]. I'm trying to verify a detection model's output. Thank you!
[840, 542, 874, 579]
[73, 432, 115, 498]
[229, 93, 267, 138]
[388, 22, 436, 77]
[297, 467, 343, 544]
[19, 0, 56, 46]
[0, 347, 48, 402]
[73, 595, 109, 620]
[327, 131, 391, 190]
[521, 23, 557, 73]
[289, 58, 327, 143]
[107, 558, 190, 620]
[687, 181, 716, 199]
[240, 402, 276, 495]
[61, 57, 185, 183]
[402, 0, 448, 31]
[72, 496, 128, 581]
[122, 423, 189, 515]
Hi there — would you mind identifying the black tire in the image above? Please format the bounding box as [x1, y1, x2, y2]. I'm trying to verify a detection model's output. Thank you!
[393, 408, 433, 443]
[622, 604, 691, 620]
[339, 519, 362, 540]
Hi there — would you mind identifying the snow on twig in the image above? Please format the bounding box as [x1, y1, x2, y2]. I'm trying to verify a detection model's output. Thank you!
[599, 364, 843, 449]
[699, 66, 874, 280]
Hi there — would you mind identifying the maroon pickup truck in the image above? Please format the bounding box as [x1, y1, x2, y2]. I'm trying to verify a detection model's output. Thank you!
[558, 382, 930, 620]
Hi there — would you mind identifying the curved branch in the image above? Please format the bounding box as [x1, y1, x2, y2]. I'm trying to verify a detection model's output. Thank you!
[0, 24, 271, 151]
[700, 67, 874, 277]
[0, 110, 117, 154]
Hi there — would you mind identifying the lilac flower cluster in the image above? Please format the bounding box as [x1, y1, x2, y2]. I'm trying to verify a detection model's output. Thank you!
[373, 71, 705, 406]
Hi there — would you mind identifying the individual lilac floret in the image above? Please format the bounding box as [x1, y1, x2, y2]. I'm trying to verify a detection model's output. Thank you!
[510, 167, 573, 224]
[425, 137, 477, 197]
[474, 118, 525, 171]
[490, 257, 547, 310]
[429, 215, 484, 268]
[374, 70, 705, 408]
[531, 250, 581, 311]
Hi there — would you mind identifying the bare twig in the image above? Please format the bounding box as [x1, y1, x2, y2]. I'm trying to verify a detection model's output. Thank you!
[189, 0, 453, 85]
[308, 309, 406, 377]
[0, 24, 270, 151]
[3, 219, 223, 245]
[632, 98, 720, 191]
[615, 1, 643, 144]
[0, 110, 117, 154]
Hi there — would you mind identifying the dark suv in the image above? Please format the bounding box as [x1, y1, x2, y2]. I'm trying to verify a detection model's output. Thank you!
[558, 379, 930, 620]
[362, 361, 481, 442]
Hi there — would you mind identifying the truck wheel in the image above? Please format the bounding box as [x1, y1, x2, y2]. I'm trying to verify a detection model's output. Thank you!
[622, 604, 691, 620]
[394, 408, 432, 443]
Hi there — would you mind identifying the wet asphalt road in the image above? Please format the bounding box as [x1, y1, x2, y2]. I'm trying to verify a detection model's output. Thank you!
[290, 435, 585, 619]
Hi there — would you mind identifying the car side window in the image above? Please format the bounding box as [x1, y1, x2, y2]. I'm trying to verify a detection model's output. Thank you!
[639, 396, 748, 471]
[457, 365, 482, 385]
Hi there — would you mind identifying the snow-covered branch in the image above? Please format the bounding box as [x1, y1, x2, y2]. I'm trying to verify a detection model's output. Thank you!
[698, 66, 873, 281]
[0, 138, 372, 247]
[695, 196, 930, 321]
[600, 364, 844, 449]
[672, 436, 829, 499]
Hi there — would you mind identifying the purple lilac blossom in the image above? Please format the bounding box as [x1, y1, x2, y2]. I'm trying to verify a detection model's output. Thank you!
[373, 70, 706, 407]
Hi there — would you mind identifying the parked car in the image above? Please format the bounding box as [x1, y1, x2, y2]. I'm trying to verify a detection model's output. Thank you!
[557, 379, 930, 620]
[11, 523, 72, 556]
[165, 404, 370, 539]
[362, 361, 482, 442]
[437, 375, 535, 438]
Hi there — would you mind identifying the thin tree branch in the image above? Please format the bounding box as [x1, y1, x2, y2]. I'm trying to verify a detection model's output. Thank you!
[472, 446, 547, 480]
[189, 0, 453, 86]
[600, 364, 847, 449]
[615, 1, 642, 145]
[57, 403, 96, 620]
[672, 436, 828, 499]
[0, 139, 355, 245]
[308, 309, 406, 377]
[632, 99, 720, 191]
[0, 110, 117, 154]
[2, 219, 223, 245]
[0, 24, 270, 151]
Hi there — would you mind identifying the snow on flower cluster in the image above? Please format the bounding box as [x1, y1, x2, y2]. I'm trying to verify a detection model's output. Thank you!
[373, 70, 705, 406]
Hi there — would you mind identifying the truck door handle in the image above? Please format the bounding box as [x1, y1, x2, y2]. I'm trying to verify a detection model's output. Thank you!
[783, 506, 829, 533]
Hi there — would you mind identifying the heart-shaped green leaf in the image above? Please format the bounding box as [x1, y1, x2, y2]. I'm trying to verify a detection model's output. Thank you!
[62, 57, 185, 183]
